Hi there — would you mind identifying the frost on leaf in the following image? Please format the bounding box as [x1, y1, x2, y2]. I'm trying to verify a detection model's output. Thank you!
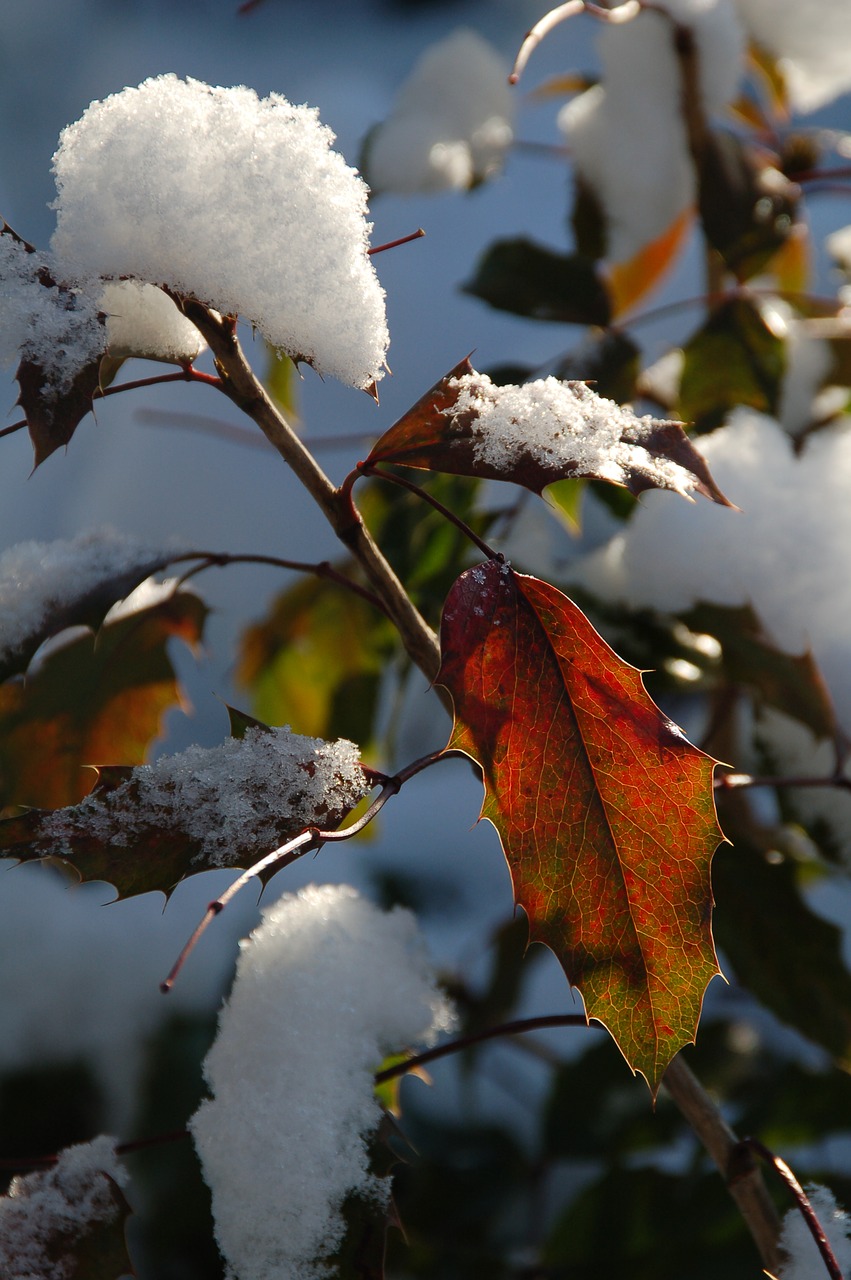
[191, 883, 453, 1280]
[51, 75, 389, 390]
[0, 727, 369, 897]
[0, 1135, 132, 1280]
[365, 360, 730, 505]
[437, 561, 723, 1091]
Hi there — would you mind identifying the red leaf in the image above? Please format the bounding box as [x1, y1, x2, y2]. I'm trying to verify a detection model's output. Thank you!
[437, 561, 723, 1091]
[365, 360, 730, 506]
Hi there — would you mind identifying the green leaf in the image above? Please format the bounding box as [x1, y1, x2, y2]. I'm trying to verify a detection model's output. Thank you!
[463, 238, 611, 326]
[263, 342, 300, 419]
[237, 576, 394, 749]
[696, 129, 798, 281]
[0, 591, 207, 810]
[679, 297, 786, 434]
[712, 833, 851, 1063]
[437, 562, 723, 1091]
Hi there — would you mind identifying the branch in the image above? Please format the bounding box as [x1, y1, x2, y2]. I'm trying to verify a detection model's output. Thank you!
[356, 463, 502, 563]
[175, 299, 443, 685]
[510, 0, 640, 84]
[662, 1056, 782, 1272]
[716, 770, 851, 794]
[164, 550, 387, 614]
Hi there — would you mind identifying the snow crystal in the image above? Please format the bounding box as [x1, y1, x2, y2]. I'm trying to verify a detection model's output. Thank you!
[51, 75, 389, 390]
[0, 233, 105, 391]
[446, 372, 702, 497]
[560, 0, 744, 260]
[0, 1135, 127, 1280]
[191, 883, 454, 1280]
[0, 528, 172, 667]
[572, 411, 851, 729]
[736, 0, 851, 112]
[100, 279, 205, 363]
[42, 727, 368, 868]
[827, 225, 851, 276]
[778, 1183, 851, 1279]
[365, 29, 514, 194]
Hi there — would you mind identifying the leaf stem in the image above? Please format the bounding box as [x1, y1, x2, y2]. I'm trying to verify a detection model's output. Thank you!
[359, 463, 503, 563]
[715, 770, 851, 794]
[94, 367, 223, 399]
[742, 1137, 844, 1280]
[0, 419, 27, 440]
[368, 228, 425, 256]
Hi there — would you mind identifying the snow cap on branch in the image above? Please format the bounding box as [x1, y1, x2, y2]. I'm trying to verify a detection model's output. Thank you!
[0, 1135, 128, 1280]
[364, 29, 514, 194]
[51, 75, 389, 389]
[192, 883, 454, 1280]
[100, 279, 206, 363]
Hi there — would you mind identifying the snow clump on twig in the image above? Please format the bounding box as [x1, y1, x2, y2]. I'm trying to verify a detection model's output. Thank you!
[777, 1183, 851, 1279]
[735, 0, 851, 113]
[191, 882, 454, 1280]
[364, 30, 514, 194]
[51, 75, 389, 390]
[100, 279, 206, 363]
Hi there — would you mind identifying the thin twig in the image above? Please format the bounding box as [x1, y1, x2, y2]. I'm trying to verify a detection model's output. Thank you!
[164, 550, 387, 614]
[161, 750, 462, 992]
[94, 367, 223, 400]
[716, 770, 851, 793]
[662, 1056, 782, 1272]
[375, 1013, 592, 1083]
[368, 229, 425, 256]
[510, 0, 640, 84]
[0, 419, 27, 440]
[744, 1138, 844, 1280]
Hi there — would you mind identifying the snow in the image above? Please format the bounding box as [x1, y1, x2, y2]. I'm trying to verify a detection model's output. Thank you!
[51, 75, 389, 390]
[445, 372, 707, 498]
[560, 0, 744, 260]
[827, 225, 851, 276]
[41, 726, 368, 869]
[0, 1134, 127, 1280]
[365, 29, 514, 194]
[574, 412, 851, 721]
[100, 279, 205, 363]
[736, 0, 851, 113]
[778, 1183, 851, 1279]
[0, 528, 173, 668]
[191, 882, 454, 1280]
[0, 232, 105, 392]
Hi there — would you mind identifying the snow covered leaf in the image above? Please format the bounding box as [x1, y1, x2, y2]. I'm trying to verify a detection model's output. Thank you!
[0, 1136, 133, 1280]
[463, 238, 611, 326]
[365, 361, 730, 506]
[0, 727, 368, 897]
[437, 562, 723, 1090]
[0, 589, 207, 810]
[679, 297, 785, 433]
[0, 530, 181, 683]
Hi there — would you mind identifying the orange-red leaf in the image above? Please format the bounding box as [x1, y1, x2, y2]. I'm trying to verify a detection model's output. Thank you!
[437, 562, 723, 1091]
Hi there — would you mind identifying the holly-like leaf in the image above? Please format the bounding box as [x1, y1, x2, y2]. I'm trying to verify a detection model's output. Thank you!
[437, 562, 723, 1090]
[0, 723, 367, 898]
[16, 354, 103, 467]
[607, 207, 693, 317]
[365, 360, 730, 506]
[0, 544, 179, 684]
[463, 238, 611, 326]
[0, 591, 207, 810]
[679, 297, 786, 434]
